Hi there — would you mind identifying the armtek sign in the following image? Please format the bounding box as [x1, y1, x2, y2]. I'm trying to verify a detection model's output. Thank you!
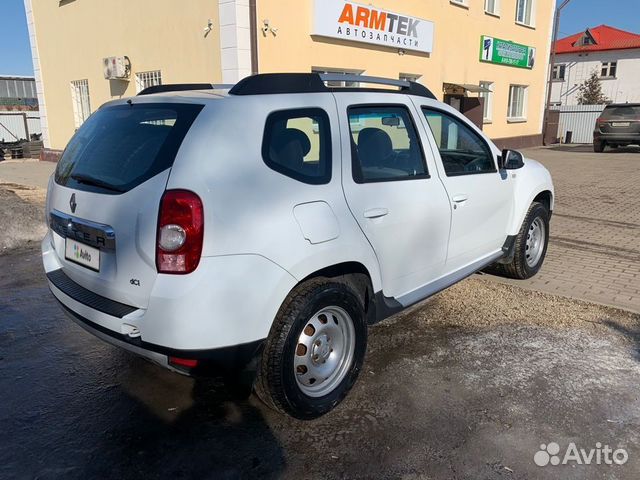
[313, 0, 435, 54]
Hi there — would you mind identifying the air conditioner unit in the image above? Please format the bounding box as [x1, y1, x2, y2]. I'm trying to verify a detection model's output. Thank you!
[103, 56, 130, 80]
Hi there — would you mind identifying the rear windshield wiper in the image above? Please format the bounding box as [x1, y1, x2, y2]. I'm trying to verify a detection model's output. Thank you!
[70, 173, 125, 193]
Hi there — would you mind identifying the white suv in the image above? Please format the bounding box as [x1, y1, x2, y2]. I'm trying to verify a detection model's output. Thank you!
[43, 73, 554, 419]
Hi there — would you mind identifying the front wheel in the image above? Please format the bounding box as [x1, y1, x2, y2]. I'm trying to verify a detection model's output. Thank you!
[493, 202, 550, 280]
[255, 279, 367, 419]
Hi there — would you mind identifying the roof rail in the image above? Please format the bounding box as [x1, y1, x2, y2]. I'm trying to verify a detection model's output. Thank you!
[228, 73, 436, 99]
[320, 73, 408, 88]
[137, 83, 234, 96]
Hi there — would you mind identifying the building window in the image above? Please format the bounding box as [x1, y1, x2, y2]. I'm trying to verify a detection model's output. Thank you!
[312, 68, 363, 87]
[575, 32, 596, 46]
[135, 70, 162, 93]
[479, 81, 494, 123]
[70, 79, 91, 129]
[450, 0, 469, 7]
[485, 0, 500, 16]
[516, 0, 535, 27]
[399, 73, 422, 83]
[600, 62, 617, 78]
[508, 85, 528, 121]
[552, 64, 566, 81]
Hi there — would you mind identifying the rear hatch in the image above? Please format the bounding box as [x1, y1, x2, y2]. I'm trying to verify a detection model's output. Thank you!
[598, 105, 640, 135]
[47, 101, 203, 309]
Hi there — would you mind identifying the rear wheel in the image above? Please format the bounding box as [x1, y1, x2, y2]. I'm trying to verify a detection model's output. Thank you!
[594, 140, 606, 152]
[255, 279, 367, 419]
[491, 202, 550, 280]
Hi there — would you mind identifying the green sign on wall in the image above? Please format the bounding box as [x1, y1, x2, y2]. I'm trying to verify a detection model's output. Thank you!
[480, 35, 536, 69]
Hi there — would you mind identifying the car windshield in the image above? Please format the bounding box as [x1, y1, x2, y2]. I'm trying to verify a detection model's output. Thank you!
[55, 103, 203, 194]
[600, 106, 640, 119]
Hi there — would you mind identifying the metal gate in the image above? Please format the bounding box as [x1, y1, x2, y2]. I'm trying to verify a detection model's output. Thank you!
[0, 112, 42, 142]
[554, 105, 605, 144]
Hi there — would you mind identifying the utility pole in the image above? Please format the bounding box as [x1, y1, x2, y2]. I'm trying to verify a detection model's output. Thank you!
[542, 0, 572, 145]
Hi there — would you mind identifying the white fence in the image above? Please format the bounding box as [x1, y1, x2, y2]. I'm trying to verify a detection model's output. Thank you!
[0, 112, 42, 142]
[553, 105, 606, 144]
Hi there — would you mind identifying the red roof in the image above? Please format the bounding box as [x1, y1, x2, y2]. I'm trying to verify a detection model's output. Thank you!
[554, 25, 640, 54]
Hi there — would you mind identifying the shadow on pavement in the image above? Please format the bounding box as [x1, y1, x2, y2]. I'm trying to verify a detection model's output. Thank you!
[547, 144, 640, 154]
[602, 319, 640, 362]
[0, 253, 286, 480]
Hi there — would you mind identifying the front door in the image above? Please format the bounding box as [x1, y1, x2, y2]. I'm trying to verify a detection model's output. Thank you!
[336, 94, 451, 299]
[418, 104, 513, 272]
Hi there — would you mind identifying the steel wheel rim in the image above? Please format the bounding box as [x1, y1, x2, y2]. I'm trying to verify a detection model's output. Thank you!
[525, 217, 546, 268]
[293, 306, 356, 398]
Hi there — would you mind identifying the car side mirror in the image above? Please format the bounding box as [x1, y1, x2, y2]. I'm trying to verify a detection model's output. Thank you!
[500, 149, 525, 170]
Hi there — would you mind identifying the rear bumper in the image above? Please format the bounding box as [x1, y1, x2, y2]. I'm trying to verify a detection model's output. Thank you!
[42, 233, 298, 373]
[55, 297, 264, 374]
[594, 132, 640, 144]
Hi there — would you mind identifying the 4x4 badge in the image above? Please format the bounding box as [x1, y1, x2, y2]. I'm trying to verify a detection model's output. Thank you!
[69, 193, 77, 213]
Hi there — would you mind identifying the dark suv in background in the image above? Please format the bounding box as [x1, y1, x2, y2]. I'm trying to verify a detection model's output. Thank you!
[594, 103, 640, 152]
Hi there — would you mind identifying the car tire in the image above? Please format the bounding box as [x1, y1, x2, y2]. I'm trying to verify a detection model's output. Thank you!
[255, 279, 367, 419]
[594, 140, 606, 152]
[490, 202, 550, 280]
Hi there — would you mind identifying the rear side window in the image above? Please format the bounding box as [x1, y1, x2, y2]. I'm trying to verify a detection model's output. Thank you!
[55, 103, 203, 194]
[601, 105, 640, 119]
[348, 105, 428, 183]
[262, 108, 331, 185]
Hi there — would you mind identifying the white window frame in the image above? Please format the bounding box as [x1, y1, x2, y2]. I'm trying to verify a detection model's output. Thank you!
[551, 64, 566, 81]
[484, 0, 500, 16]
[312, 67, 364, 87]
[516, 0, 536, 27]
[507, 85, 528, 122]
[450, 0, 469, 7]
[600, 61, 617, 79]
[135, 70, 163, 93]
[70, 79, 91, 129]
[479, 81, 494, 123]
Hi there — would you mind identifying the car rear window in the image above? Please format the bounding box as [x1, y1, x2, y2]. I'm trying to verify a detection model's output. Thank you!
[600, 105, 640, 119]
[55, 103, 203, 194]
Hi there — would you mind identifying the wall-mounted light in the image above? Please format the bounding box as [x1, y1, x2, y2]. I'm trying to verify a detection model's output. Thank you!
[203, 19, 213, 38]
[398, 49, 406, 56]
[262, 19, 278, 36]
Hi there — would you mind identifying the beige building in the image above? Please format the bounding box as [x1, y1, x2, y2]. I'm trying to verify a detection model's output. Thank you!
[25, 0, 554, 152]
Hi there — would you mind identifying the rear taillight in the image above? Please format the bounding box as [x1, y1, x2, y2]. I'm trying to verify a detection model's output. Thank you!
[156, 190, 204, 274]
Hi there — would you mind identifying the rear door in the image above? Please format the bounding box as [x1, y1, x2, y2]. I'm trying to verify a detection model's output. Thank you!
[46, 102, 203, 308]
[336, 93, 451, 299]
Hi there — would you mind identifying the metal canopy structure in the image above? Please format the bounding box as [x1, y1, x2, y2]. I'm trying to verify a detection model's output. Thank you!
[443, 82, 492, 94]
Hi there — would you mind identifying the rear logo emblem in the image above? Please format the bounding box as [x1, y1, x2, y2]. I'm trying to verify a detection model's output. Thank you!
[69, 193, 77, 213]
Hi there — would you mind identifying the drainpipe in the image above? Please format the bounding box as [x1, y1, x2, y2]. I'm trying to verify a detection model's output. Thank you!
[249, 0, 259, 74]
[542, 0, 571, 145]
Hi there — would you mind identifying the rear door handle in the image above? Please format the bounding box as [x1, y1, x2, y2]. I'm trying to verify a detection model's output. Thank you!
[452, 194, 469, 203]
[363, 208, 389, 219]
